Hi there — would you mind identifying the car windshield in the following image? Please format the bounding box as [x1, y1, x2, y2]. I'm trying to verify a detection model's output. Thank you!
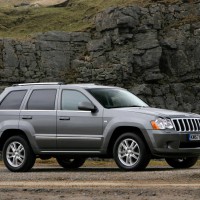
[87, 88, 149, 109]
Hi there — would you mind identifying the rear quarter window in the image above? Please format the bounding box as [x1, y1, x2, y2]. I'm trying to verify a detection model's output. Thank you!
[0, 90, 27, 110]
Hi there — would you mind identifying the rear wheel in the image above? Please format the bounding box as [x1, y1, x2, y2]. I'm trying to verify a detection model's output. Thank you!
[165, 157, 198, 169]
[56, 156, 86, 169]
[3, 136, 36, 172]
[113, 133, 151, 171]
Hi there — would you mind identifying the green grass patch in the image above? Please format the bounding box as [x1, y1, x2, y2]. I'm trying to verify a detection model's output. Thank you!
[0, 0, 184, 39]
[0, 0, 143, 38]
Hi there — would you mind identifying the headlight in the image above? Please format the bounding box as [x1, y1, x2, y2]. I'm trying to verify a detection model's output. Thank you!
[151, 118, 174, 130]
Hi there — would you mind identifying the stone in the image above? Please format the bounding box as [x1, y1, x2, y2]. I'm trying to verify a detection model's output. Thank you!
[71, 59, 92, 69]
[3, 40, 19, 69]
[92, 56, 107, 68]
[70, 32, 91, 42]
[121, 6, 141, 18]
[143, 67, 164, 82]
[0, 1, 200, 114]
[131, 84, 152, 96]
[37, 31, 71, 42]
[48, 0, 70, 7]
[14, 2, 30, 7]
[161, 37, 177, 49]
[134, 31, 159, 50]
[95, 7, 139, 32]
[40, 50, 70, 71]
[165, 94, 179, 110]
[153, 97, 166, 108]
[95, 11, 118, 32]
[117, 16, 138, 28]
[140, 47, 162, 69]
[87, 36, 111, 52]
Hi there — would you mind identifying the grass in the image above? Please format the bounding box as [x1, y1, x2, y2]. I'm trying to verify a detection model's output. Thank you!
[0, 0, 184, 39]
[0, 0, 140, 38]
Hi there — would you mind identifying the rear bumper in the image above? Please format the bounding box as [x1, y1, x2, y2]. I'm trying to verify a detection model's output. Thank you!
[146, 129, 200, 157]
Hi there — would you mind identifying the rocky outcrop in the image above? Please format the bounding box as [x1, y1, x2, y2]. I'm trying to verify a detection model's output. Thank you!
[1, 1, 200, 113]
[48, 0, 69, 7]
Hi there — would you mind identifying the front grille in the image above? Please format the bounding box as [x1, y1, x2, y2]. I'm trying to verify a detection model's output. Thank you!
[172, 118, 200, 132]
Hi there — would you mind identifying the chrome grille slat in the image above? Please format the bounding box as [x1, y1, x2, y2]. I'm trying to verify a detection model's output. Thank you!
[195, 119, 199, 131]
[182, 119, 186, 131]
[186, 119, 191, 131]
[191, 119, 195, 131]
[196, 119, 200, 129]
[172, 118, 200, 132]
[188, 119, 194, 131]
[177, 120, 181, 131]
[189, 119, 194, 131]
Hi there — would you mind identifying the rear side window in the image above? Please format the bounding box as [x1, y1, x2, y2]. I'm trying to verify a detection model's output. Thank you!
[0, 90, 27, 110]
[27, 89, 57, 110]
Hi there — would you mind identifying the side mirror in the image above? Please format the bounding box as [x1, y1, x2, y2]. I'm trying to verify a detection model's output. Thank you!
[78, 101, 97, 112]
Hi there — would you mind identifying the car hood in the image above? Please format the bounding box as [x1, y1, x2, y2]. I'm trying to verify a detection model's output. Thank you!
[114, 107, 200, 118]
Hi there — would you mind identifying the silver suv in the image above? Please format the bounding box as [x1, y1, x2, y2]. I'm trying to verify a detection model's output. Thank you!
[0, 82, 200, 172]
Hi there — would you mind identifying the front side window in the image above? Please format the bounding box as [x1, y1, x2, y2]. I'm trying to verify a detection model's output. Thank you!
[61, 90, 91, 110]
[27, 89, 57, 110]
[0, 90, 27, 110]
[87, 88, 148, 109]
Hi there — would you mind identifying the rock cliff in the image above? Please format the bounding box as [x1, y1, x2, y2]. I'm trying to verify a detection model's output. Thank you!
[1, 1, 200, 112]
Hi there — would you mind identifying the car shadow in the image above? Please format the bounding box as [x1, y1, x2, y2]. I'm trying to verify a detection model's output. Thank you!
[28, 166, 182, 173]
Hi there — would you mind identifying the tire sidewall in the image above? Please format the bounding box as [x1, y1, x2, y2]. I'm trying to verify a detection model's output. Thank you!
[113, 133, 149, 171]
[165, 157, 198, 169]
[3, 136, 32, 172]
[56, 156, 86, 169]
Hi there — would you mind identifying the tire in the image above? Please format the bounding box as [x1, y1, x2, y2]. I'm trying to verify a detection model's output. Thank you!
[113, 133, 151, 171]
[165, 157, 198, 169]
[2, 136, 36, 172]
[56, 156, 86, 169]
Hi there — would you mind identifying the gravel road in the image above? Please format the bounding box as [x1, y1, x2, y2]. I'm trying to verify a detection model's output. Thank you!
[0, 161, 200, 200]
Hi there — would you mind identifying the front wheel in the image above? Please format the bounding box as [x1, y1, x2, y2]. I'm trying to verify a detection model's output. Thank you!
[3, 136, 36, 172]
[56, 156, 86, 169]
[165, 157, 198, 169]
[113, 133, 151, 171]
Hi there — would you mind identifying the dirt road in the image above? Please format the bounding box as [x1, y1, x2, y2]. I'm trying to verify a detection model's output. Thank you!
[0, 161, 200, 200]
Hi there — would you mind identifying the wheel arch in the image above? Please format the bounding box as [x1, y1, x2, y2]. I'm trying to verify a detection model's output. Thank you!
[0, 129, 32, 152]
[106, 126, 151, 156]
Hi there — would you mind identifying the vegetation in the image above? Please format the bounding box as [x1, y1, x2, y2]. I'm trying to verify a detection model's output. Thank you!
[0, 0, 196, 39]
[0, 0, 183, 39]
[0, 0, 138, 38]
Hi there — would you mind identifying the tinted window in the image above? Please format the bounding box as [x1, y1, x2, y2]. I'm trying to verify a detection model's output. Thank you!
[0, 90, 27, 110]
[87, 88, 148, 109]
[62, 90, 91, 110]
[27, 89, 57, 110]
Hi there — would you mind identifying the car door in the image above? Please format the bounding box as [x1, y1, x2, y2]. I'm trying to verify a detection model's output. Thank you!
[57, 88, 103, 151]
[0, 89, 27, 129]
[19, 86, 58, 151]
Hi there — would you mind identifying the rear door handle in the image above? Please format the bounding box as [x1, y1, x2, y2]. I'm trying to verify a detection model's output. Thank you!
[59, 116, 70, 120]
[22, 115, 32, 120]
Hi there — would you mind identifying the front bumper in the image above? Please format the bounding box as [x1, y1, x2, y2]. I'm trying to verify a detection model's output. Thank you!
[146, 129, 200, 157]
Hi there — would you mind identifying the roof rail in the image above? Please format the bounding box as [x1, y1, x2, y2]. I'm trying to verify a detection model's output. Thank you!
[12, 82, 64, 86]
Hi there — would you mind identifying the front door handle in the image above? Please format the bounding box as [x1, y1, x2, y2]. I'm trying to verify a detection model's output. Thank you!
[22, 115, 32, 120]
[59, 116, 70, 120]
